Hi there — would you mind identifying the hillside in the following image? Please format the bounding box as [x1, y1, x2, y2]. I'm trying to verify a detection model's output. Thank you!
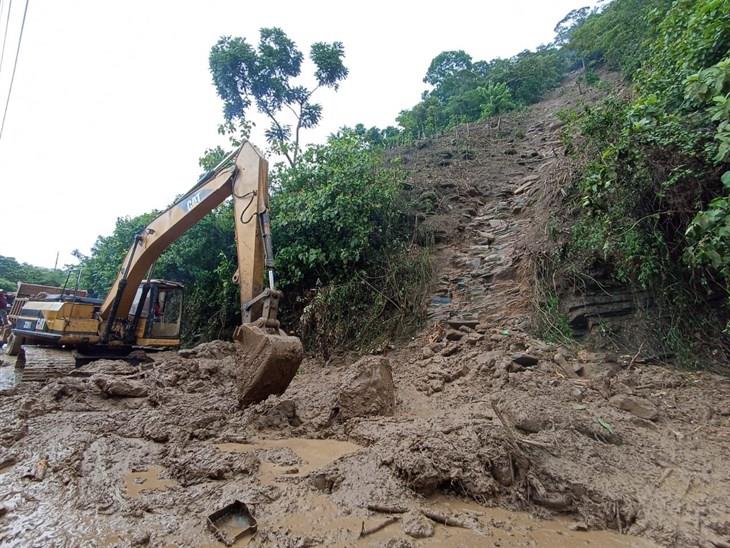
[1, 74, 729, 547]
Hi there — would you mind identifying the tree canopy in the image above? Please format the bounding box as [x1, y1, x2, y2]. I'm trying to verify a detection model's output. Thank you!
[209, 28, 347, 166]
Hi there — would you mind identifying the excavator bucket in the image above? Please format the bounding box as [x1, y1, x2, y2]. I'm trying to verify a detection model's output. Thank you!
[233, 324, 303, 407]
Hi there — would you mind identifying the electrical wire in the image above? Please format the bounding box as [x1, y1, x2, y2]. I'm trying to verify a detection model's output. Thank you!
[0, 0, 29, 142]
[0, 0, 12, 77]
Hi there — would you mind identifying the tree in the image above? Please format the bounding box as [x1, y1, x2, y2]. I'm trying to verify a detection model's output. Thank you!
[424, 50, 473, 87]
[553, 6, 592, 46]
[209, 28, 348, 167]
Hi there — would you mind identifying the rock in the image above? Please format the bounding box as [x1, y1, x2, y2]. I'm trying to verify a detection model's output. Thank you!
[428, 379, 444, 394]
[569, 522, 588, 531]
[506, 361, 524, 373]
[445, 330, 463, 341]
[609, 394, 659, 421]
[446, 318, 480, 330]
[402, 511, 434, 539]
[444, 364, 470, 382]
[477, 231, 496, 244]
[131, 531, 151, 546]
[465, 333, 484, 345]
[572, 363, 585, 376]
[92, 375, 148, 398]
[512, 353, 539, 367]
[0, 450, 17, 470]
[441, 344, 462, 357]
[256, 399, 301, 429]
[476, 351, 498, 369]
[421, 347, 435, 360]
[429, 342, 445, 353]
[335, 356, 395, 419]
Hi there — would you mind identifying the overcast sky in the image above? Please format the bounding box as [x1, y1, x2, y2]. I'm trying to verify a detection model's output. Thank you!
[0, 0, 588, 268]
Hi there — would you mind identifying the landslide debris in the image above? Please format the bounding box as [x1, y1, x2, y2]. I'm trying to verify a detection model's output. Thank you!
[1, 74, 728, 547]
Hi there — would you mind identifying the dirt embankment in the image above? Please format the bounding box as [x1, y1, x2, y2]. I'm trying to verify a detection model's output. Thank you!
[1, 74, 730, 547]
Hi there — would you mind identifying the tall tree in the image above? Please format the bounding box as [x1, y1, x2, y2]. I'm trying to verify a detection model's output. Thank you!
[424, 50, 473, 87]
[209, 28, 348, 167]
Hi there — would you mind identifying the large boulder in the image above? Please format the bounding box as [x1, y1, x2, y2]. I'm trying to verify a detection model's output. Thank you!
[336, 356, 395, 420]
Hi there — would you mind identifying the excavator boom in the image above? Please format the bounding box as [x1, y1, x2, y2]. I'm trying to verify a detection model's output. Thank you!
[15, 142, 302, 405]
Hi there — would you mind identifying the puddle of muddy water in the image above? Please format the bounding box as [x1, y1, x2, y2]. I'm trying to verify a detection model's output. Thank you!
[216, 437, 362, 485]
[123, 465, 178, 497]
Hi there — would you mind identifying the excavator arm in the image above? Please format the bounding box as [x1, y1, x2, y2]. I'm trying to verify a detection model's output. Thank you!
[101, 141, 271, 326]
[99, 141, 302, 405]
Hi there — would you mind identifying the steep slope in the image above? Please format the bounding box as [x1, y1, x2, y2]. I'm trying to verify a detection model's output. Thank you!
[1, 75, 729, 548]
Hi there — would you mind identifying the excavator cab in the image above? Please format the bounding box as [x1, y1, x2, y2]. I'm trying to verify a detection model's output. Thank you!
[129, 280, 184, 346]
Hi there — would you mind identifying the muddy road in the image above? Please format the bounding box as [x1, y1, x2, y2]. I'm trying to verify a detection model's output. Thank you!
[2, 74, 730, 547]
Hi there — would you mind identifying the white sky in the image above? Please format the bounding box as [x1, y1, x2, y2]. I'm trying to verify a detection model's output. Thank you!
[0, 0, 588, 268]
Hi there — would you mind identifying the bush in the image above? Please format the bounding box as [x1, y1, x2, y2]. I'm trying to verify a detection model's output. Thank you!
[555, 0, 730, 361]
[271, 131, 408, 290]
[272, 131, 431, 351]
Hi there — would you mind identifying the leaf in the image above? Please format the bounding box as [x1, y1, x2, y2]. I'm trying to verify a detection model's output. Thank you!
[722, 171, 730, 190]
[596, 417, 614, 434]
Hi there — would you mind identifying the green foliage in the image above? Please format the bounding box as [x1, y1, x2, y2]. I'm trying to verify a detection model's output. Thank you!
[424, 50, 477, 88]
[477, 82, 517, 119]
[553, 6, 592, 46]
[559, 0, 730, 352]
[570, 0, 674, 76]
[271, 131, 407, 290]
[397, 41, 571, 141]
[0, 256, 66, 291]
[300, 248, 431, 355]
[209, 28, 347, 166]
[534, 289, 573, 344]
[273, 132, 429, 352]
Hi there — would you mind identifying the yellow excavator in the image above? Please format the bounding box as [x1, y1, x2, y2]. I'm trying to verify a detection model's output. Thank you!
[7, 142, 302, 405]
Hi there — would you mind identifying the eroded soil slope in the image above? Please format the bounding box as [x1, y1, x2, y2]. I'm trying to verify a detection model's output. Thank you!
[1, 75, 729, 547]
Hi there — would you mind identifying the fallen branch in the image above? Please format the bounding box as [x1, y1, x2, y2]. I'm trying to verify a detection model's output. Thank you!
[359, 517, 399, 538]
[627, 342, 644, 369]
[367, 503, 408, 514]
[421, 509, 466, 528]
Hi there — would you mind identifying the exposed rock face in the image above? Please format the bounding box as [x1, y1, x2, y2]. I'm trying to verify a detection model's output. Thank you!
[609, 394, 659, 421]
[335, 356, 395, 420]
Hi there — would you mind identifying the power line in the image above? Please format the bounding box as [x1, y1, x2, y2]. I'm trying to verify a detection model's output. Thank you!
[0, 0, 29, 143]
[0, 0, 12, 77]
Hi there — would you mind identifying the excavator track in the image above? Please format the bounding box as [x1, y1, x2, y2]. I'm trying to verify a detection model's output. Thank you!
[16, 346, 78, 382]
